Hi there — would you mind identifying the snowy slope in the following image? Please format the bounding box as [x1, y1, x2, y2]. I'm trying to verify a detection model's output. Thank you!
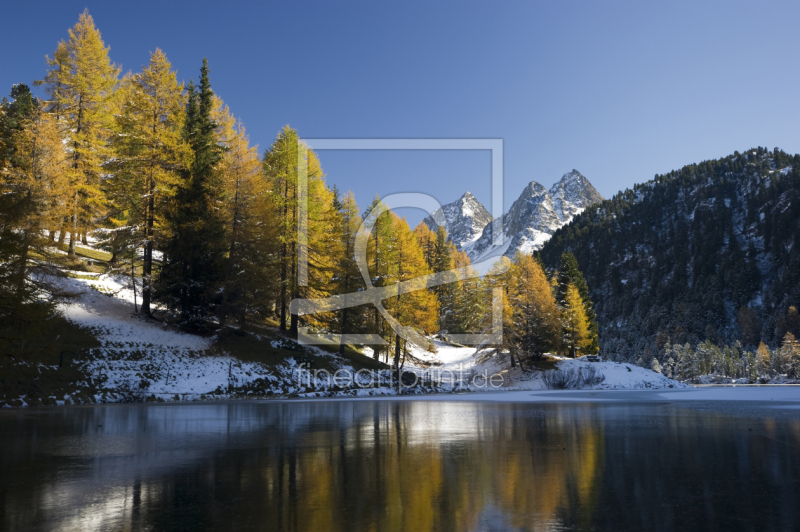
[49, 274, 400, 403]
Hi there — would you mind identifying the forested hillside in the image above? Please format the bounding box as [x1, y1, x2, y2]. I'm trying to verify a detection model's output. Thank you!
[540, 147, 800, 362]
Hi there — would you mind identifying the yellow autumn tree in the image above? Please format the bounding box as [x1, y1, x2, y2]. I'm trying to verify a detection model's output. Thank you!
[108, 49, 188, 315]
[1, 108, 70, 313]
[217, 119, 279, 326]
[562, 282, 591, 357]
[262, 126, 335, 337]
[412, 222, 437, 269]
[512, 253, 560, 358]
[363, 196, 397, 361]
[756, 342, 771, 376]
[38, 9, 120, 256]
[385, 214, 439, 368]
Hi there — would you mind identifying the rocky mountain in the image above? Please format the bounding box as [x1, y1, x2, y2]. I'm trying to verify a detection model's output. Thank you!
[464, 170, 604, 263]
[539, 147, 800, 362]
[422, 191, 494, 251]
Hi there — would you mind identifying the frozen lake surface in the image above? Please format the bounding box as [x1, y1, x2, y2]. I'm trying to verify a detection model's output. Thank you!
[2, 388, 799, 531]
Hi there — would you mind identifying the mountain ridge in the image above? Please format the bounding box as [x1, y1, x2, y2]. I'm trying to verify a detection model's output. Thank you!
[539, 147, 800, 361]
[462, 169, 604, 263]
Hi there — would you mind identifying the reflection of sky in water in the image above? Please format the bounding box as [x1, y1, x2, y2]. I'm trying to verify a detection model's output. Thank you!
[2, 400, 800, 531]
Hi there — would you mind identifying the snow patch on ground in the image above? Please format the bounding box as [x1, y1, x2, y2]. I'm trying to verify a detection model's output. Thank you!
[56, 275, 301, 400]
[405, 341, 688, 391]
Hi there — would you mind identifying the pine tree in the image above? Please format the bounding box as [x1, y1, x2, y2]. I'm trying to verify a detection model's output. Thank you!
[556, 252, 599, 354]
[737, 306, 761, 347]
[786, 306, 800, 339]
[780, 332, 800, 378]
[451, 250, 486, 334]
[432, 226, 458, 332]
[651, 356, 662, 374]
[665, 357, 675, 378]
[156, 59, 227, 328]
[37, 10, 119, 257]
[675, 343, 698, 381]
[108, 49, 188, 316]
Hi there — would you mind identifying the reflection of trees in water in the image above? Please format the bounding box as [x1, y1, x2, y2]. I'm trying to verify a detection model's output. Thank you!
[2, 403, 800, 531]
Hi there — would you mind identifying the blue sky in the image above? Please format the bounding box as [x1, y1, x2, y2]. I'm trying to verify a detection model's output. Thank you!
[3, 1, 799, 226]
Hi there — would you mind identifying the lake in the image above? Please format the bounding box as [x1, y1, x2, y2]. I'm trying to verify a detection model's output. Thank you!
[2, 392, 800, 531]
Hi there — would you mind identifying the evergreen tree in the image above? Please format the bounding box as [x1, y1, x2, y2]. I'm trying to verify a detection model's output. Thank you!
[156, 59, 227, 328]
[737, 306, 761, 347]
[556, 252, 599, 354]
[451, 250, 487, 334]
[675, 343, 698, 381]
[432, 226, 458, 333]
[786, 306, 800, 339]
[780, 332, 800, 377]
[665, 357, 675, 378]
[0, 85, 37, 169]
[651, 356, 662, 374]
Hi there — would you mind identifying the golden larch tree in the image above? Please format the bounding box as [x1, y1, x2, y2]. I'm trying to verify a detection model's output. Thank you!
[38, 9, 120, 256]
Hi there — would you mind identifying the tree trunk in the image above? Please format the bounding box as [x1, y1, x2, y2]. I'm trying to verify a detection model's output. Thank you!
[13, 229, 31, 305]
[279, 175, 288, 332]
[131, 259, 138, 314]
[338, 307, 349, 355]
[141, 176, 156, 316]
[393, 330, 401, 369]
[68, 192, 78, 258]
[220, 172, 242, 328]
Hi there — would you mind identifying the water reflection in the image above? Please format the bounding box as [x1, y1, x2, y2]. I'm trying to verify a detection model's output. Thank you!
[1, 400, 799, 531]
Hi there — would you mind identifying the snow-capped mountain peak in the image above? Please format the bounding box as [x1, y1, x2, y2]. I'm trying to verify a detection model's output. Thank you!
[548, 169, 604, 222]
[463, 170, 604, 265]
[422, 191, 493, 250]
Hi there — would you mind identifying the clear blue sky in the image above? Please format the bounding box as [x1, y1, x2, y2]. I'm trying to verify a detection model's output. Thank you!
[3, 1, 799, 226]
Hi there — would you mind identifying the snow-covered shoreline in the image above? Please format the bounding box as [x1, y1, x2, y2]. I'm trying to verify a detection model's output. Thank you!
[3, 269, 693, 408]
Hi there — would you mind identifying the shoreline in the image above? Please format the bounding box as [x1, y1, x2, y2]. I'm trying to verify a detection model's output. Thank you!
[4, 385, 800, 410]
